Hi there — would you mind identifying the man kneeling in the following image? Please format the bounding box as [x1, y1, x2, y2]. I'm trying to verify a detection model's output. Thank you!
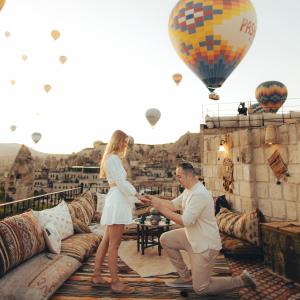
[143, 162, 256, 296]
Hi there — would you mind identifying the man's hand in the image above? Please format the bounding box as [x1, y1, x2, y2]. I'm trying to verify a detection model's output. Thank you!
[145, 195, 163, 210]
[139, 195, 152, 205]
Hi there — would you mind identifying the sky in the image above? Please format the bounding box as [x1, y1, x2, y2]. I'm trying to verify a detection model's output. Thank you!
[0, 0, 300, 154]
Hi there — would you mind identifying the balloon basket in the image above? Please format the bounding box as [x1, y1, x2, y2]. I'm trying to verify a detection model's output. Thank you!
[209, 92, 220, 101]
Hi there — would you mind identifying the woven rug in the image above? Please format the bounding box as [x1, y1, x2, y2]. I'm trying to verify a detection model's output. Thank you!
[118, 240, 191, 277]
[227, 257, 300, 300]
[52, 253, 239, 299]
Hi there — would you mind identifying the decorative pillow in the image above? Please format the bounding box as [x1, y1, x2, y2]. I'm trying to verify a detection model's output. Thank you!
[96, 192, 106, 213]
[0, 210, 45, 277]
[73, 218, 92, 234]
[216, 208, 264, 247]
[68, 195, 95, 226]
[43, 222, 61, 254]
[233, 209, 263, 247]
[82, 190, 96, 212]
[32, 201, 74, 240]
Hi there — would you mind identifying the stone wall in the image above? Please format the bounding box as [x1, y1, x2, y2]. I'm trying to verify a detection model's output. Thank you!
[200, 117, 300, 221]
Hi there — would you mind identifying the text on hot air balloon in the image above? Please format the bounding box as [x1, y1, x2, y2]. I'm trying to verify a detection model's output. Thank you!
[240, 18, 256, 37]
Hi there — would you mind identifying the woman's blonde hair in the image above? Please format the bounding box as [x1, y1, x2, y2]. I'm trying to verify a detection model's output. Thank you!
[99, 130, 129, 178]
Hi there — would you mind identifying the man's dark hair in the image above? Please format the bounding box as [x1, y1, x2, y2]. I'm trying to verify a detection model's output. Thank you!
[177, 162, 196, 175]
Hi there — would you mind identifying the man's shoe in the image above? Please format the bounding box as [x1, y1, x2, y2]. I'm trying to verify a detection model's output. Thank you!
[165, 277, 192, 288]
[241, 270, 257, 289]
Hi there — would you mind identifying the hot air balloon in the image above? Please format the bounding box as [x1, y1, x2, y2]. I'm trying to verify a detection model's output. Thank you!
[51, 30, 60, 40]
[173, 73, 182, 85]
[168, 0, 257, 99]
[145, 108, 161, 127]
[59, 55, 67, 64]
[0, 0, 5, 11]
[32, 132, 42, 144]
[10, 80, 16, 85]
[21, 54, 28, 61]
[10, 125, 16, 132]
[255, 81, 288, 113]
[44, 84, 51, 93]
[4, 31, 10, 37]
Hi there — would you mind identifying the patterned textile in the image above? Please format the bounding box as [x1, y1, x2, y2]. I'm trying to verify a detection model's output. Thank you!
[82, 190, 96, 212]
[216, 208, 264, 247]
[267, 150, 288, 181]
[52, 253, 239, 300]
[72, 218, 92, 234]
[220, 233, 262, 258]
[61, 233, 101, 263]
[0, 210, 45, 277]
[68, 194, 95, 226]
[0, 252, 81, 300]
[223, 158, 234, 193]
[32, 201, 74, 240]
[43, 222, 61, 254]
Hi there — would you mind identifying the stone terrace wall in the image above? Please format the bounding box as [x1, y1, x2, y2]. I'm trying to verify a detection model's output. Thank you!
[200, 115, 300, 222]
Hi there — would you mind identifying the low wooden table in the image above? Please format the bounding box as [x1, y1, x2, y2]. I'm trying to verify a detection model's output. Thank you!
[134, 218, 174, 256]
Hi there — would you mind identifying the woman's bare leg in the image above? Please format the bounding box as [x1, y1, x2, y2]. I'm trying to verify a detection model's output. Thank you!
[92, 227, 109, 284]
[108, 224, 134, 293]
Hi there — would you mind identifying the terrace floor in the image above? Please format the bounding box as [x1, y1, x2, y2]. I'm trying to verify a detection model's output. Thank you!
[52, 247, 300, 300]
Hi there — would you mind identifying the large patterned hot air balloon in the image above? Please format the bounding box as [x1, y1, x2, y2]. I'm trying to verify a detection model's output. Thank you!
[173, 73, 183, 85]
[32, 132, 42, 144]
[145, 108, 161, 127]
[255, 81, 288, 113]
[44, 84, 51, 93]
[169, 0, 257, 98]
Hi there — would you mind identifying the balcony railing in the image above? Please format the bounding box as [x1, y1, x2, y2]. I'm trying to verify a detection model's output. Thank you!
[0, 183, 181, 220]
[0, 185, 83, 220]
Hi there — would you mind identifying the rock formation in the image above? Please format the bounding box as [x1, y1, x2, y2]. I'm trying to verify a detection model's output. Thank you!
[4, 145, 35, 201]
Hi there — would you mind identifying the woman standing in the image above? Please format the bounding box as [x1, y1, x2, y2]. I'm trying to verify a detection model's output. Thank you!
[91, 130, 142, 294]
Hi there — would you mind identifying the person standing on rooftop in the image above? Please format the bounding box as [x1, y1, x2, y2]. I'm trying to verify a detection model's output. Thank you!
[91, 129, 143, 294]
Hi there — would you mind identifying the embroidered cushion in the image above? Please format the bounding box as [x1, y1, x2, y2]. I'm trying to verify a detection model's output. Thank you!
[0, 210, 45, 277]
[68, 194, 95, 226]
[32, 201, 74, 240]
[61, 233, 101, 262]
[43, 222, 61, 254]
[216, 208, 264, 247]
[73, 218, 92, 234]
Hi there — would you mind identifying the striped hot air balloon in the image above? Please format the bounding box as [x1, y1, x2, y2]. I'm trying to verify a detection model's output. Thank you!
[169, 0, 257, 98]
[255, 81, 288, 113]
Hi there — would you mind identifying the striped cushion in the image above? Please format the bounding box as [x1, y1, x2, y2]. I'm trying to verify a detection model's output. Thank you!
[68, 193, 96, 226]
[0, 211, 45, 277]
[61, 233, 101, 262]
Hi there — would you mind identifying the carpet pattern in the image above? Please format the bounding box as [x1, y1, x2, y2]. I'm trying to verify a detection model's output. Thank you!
[227, 257, 300, 300]
[52, 253, 239, 299]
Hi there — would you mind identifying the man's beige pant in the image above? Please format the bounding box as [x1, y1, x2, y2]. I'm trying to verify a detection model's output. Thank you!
[160, 228, 244, 295]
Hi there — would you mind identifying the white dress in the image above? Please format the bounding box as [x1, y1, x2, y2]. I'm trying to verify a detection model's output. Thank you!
[100, 154, 137, 225]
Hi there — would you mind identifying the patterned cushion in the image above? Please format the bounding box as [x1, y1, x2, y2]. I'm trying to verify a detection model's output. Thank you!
[68, 194, 95, 226]
[73, 218, 92, 234]
[61, 233, 101, 262]
[43, 222, 61, 254]
[84, 190, 97, 211]
[33, 201, 74, 240]
[216, 208, 264, 247]
[0, 211, 45, 277]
